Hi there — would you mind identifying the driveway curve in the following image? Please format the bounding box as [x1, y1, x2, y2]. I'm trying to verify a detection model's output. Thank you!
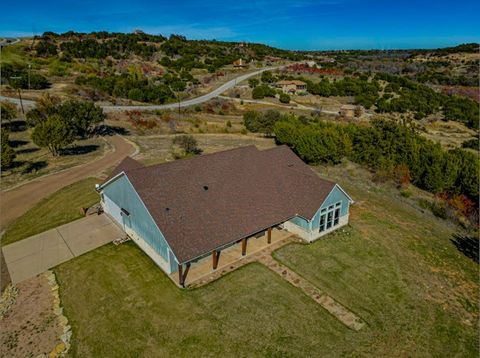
[0, 135, 136, 230]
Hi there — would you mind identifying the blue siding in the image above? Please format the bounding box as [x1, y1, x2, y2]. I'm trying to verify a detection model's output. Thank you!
[311, 185, 351, 231]
[102, 175, 174, 265]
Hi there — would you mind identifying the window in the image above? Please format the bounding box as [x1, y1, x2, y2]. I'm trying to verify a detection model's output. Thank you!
[319, 214, 326, 232]
[326, 211, 333, 229]
[319, 202, 342, 233]
[334, 208, 340, 225]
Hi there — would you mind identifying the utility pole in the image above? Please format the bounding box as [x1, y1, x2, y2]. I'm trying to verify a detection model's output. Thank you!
[28, 64, 31, 90]
[10, 76, 25, 115]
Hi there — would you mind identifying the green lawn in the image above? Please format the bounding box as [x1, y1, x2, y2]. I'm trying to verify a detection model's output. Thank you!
[53, 164, 478, 357]
[2, 177, 100, 246]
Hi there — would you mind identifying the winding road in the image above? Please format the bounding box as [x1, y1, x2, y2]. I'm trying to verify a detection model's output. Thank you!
[0, 66, 284, 112]
[0, 135, 136, 230]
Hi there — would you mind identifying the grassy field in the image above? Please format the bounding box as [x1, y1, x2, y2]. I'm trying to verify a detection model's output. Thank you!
[52, 162, 478, 357]
[2, 177, 100, 246]
[133, 133, 276, 165]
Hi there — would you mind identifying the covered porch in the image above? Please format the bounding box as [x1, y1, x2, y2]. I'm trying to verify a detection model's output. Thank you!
[170, 226, 293, 288]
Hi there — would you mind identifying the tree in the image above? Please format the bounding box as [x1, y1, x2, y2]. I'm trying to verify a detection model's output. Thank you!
[279, 93, 290, 103]
[172, 135, 202, 156]
[243, 110, 281, 136]
[1, 129, 15, 168]
[1, 101, 17, 123]
[252, 86, 265, 99]
[31, 115, 75, 156]
[261, 70, 274, 83]
[58, 100, 105, 137]
[248, 78, 259, 88]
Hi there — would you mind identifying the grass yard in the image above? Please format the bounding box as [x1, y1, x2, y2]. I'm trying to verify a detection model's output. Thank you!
[2, 177, 100, 246]
[133, 133, 275, 165]
[55, 243, 360, 357]
[53, 162, 478, 357]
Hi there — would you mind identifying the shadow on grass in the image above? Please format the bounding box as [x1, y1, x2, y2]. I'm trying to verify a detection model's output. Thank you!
[60, 145, 99, 156]
[3, 120, 27, 132]
[9, 139, 29, 148]
[22, 160, 48, 174]
[15, 147, 40, 155]
[451, 234, 479, 264]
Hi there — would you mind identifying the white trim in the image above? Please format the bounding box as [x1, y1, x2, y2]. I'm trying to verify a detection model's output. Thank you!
[98, 171, 127, 190]
[335, 184, 354, 204]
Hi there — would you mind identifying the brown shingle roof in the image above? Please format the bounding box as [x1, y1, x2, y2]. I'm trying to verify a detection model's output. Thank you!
[105, 156, 144, 182]
[116, 146, 336, 263]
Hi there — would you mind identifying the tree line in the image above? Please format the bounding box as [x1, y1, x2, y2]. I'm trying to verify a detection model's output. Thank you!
[273, 115, 478, 202]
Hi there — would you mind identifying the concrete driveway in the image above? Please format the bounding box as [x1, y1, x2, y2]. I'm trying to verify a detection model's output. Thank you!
[2, 214, 124, 284]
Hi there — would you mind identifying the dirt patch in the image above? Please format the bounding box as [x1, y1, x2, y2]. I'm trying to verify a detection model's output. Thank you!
[0, 274, 62, 357]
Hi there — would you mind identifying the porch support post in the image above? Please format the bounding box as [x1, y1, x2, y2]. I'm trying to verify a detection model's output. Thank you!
[183, 263, 191, 287]
[212, 250, 220, 270]
[178, 264, 184, 287]
[267, 227, 272, 244]
[241, 238, 247, 256]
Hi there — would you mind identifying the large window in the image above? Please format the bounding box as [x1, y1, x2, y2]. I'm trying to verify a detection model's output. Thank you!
[319, 202, 341, 232]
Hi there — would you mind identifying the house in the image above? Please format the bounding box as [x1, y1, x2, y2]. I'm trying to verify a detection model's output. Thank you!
[97, 146, 352, 286]
[233, 58, 247, 68]
[275, 80, 307, 94]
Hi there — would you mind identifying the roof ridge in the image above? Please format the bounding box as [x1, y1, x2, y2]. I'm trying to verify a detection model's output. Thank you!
[134, 145, 259, 172]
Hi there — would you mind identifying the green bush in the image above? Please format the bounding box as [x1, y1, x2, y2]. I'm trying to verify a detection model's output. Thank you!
[279, 93, 290, 103]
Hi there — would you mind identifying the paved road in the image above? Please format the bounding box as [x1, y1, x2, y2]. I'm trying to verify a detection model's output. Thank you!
[102, 66, 283, 112]
[2, 214, 123, 283]
[1, 66, 284, 112]
[0, 135, 136, 230]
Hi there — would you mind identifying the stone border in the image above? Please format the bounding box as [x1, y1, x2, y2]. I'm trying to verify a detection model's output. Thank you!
[0, 283, 18, 320]
[43, 271, 72, 358]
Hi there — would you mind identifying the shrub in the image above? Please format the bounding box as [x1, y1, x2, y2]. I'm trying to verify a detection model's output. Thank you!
[279, 93, 290, 103]
[172, 135, 202, 156]
[1, 129, 15, 168]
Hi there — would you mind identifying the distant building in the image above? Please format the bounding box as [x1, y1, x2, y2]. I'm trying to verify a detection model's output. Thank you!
[275, 80, 307, 94]
[233, 59, 248, 68]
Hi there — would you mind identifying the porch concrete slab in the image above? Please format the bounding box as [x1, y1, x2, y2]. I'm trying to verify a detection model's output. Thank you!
[2, 214, 124, 284]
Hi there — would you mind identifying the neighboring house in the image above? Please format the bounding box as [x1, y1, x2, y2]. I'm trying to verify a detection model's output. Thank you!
[233, 58, 247, 67]
[275, 80, 308, 94]
[97, 146, 352, 286]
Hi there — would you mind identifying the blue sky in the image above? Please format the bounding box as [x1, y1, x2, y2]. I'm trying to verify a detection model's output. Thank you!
[2, 0, 479, 50]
